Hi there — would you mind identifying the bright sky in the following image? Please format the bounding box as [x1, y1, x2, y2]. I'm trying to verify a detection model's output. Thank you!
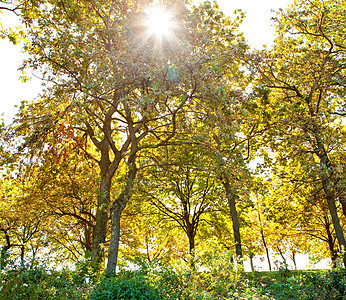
[0, 0, 293, 125]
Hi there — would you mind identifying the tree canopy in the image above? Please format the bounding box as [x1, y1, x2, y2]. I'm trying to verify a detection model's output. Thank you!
[1, 0, 346, 274]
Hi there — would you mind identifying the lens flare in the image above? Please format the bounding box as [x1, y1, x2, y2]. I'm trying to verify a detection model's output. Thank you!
[147, 7, 172, 37]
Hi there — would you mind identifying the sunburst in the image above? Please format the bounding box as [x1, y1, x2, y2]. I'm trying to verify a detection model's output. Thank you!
[146, 7, 173, 38]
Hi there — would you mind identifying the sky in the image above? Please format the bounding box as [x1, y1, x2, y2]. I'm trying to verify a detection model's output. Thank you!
[0, 0, 294, 125]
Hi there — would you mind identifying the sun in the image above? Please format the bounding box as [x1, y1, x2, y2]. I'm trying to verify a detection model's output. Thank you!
[146, 7, 172, 37]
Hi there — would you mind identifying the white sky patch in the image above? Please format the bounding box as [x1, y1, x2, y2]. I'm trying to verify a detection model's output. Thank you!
[192, 0, 293, 48]
[0, 12, 42, 125]
[217, 0, 293, 48]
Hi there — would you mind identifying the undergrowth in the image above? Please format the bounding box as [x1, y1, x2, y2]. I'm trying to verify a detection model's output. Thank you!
[0, 253, 345, 299]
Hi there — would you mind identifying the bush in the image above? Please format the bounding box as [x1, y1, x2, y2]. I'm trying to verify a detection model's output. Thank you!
[90, 271, 165, 300]
[0, 259, 93, 299]
[248, 268, 346, 300]
[1, 254, 346, 300]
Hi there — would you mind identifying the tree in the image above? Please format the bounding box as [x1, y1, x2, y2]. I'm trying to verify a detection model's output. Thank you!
[251, 0, 346, 266]
[137, 145, 221, 263]
[13, 0, 246, 273]
[265, 157, 344, 268]
[27, 134, 99, 260]
[0, 170, 45, 268]
[120, 200, 186, 264]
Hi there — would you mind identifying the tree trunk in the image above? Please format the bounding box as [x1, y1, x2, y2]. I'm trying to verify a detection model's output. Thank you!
[106, 203, 123, 275]
[20, 245, 25, 266]
[314, 134, 346, 267]
[187, 230, 196, 270]
[335, 182, 346, 219]
[106, 162, 137, 275]
[222, 173, 243, 260]
[0, 231, 11, 270]
[184, 211, 195, 258]
[249, 254, 255, 272]
[325, 214, 339, 268]
[320, 167, 346, 267]
[307, 103, 346, 267]
[188, 233, 195, 257]
[291, 251, 297, 270]
[91, 174, 112, 265]
[277, 245, 288, 269]
[261, 228, 272, 271]
[257, 208, 272, 271]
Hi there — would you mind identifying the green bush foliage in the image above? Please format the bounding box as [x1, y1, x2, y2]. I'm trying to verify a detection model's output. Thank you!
[90, 271, 165, 300]
[249, 268, 346, 300]
[0, 259, 94, 299]
[1, 255, 346, 299]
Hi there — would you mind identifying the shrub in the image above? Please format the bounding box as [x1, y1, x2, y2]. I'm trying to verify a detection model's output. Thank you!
[1, 254, 346, 300]
[90, 270, 165, 300]
[0, 259, 93, 299]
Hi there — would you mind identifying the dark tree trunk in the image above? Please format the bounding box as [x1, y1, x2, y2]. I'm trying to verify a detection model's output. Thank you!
[291, 251, 297, 270]
[91, 139, 120, 266]
[337, 193, 346, 220]
[320, 163, 346, 267]
[249, 254, 255, 272]
[261, 228, 272, 271]
[20, 245, 25, 266]
[222, 173, 243, 260]
[188, 233, 195, 257]
[84, 223, 93, 253]
[187, 229, 196, 270]
[257, 208, 271, 271]
[184, 210, 196, 258]
[182, 200, 197, 269]
[325, 214, 339, 268]
[106, 162, 137, 275]
[277, 245, 288, 269]
[0, 231, 11, 270]
[106, 203, 123, 275]
[314, 133, 346, 267]
[91, 174, 112, 265]
[307, 102, 346, 267]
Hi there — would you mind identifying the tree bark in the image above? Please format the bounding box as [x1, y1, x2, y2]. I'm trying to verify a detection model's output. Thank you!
[277, 245, 288, 269]
[312, 128, 346, 267]
[324, 214, 339, 268]
[249, 254, 255, 272]
[261, 228, 272, 271]
[106, 203, 123, 275]
[183, 205, 196, 258]
[291, 251, 297, 270]
[91, 139, 121, 266]
[335, 181, 346, 218]
[0, 231, 11, 270]
[257, 207, 272, 271]
[91, 174, 112, 265]
[20, 245, 25, 266]
[187, 229, 196, 270]
[188, 233, 195, 257]
[106, 162, 138, 275]
[222, 172, 243, 260]
[305, 100, 346, 267]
